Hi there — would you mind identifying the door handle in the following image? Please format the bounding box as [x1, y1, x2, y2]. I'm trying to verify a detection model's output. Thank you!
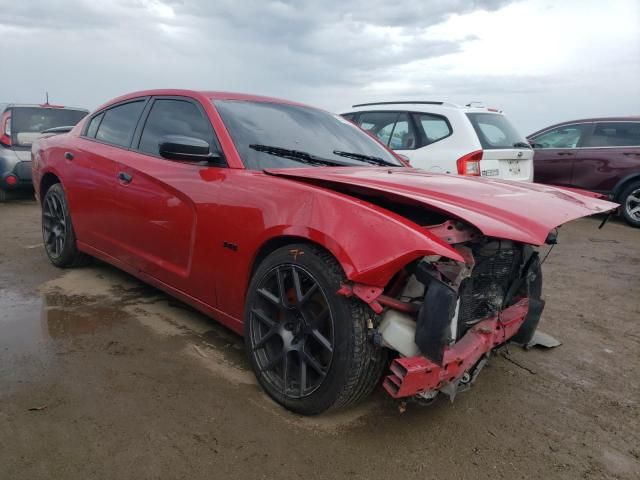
[64, 152, 74, 161]
[623, 152, 640, 156]
[556, 152, 573, 156]
[117, 171, 133, 184]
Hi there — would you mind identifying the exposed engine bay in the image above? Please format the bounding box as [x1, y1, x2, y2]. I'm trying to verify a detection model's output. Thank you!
[341, 219, 547, 404]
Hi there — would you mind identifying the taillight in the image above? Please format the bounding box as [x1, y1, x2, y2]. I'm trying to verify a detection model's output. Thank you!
[456, 150, 483, 176]
[0, 111, 11, 147]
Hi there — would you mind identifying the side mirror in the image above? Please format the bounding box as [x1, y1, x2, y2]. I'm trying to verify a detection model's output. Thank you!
[158, 135, 222, 163]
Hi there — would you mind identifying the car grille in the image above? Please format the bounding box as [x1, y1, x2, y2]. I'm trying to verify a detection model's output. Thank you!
[14, 161, 32, 180]
[457, 241, 522, 335]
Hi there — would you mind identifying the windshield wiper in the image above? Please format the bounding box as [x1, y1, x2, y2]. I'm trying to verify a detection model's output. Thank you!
[332, 150, 397, 167]
[249, 144, 349, 167]
[513, 142, 531, 148]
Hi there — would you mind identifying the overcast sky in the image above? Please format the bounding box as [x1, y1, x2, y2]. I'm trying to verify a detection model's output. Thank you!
[1, 0, 638, 133]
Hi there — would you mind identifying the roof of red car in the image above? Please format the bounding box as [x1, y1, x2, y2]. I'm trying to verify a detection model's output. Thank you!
[97, 89, 310, 112]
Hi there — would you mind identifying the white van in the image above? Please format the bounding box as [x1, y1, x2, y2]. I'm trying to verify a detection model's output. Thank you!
[342, 101, 533, 182]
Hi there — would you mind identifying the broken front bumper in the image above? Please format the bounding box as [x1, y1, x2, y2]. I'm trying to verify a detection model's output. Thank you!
[383, 298, 532, 399]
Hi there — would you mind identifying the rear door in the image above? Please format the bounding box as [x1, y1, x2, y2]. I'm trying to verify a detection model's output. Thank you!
[409, 112, 454, 172]
[529, 123, 590, 186]
[65, 99, 147, 254]
[112, 96, 223, 294]
[573, 122, 640, 192]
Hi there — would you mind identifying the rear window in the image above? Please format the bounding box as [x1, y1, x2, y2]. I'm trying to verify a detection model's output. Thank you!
[11, 107, 87, 147]
[466, 113, 528, 150]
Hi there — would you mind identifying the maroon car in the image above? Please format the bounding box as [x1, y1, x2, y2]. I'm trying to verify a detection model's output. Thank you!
[529, 117, 640, 227]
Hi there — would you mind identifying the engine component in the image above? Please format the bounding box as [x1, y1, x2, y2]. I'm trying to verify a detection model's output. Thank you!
[378, 310, 420, 358]
[456, 241, 523, 336]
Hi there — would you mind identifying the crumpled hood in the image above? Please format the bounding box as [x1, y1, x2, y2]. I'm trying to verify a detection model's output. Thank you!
[265, 167, 618, 246]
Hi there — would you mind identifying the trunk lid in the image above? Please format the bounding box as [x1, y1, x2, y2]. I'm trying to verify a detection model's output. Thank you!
[265, 167, 617, 246]
[480, 148, 534, 182]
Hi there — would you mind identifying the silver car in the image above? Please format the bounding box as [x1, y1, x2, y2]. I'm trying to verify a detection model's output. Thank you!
[0, 103, 88, 201]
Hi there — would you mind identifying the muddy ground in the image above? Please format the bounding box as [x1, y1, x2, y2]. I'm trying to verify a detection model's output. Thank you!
[1, 199, 639, 479]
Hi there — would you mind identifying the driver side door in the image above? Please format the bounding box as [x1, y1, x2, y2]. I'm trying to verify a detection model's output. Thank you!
[111, 96, 223, 296]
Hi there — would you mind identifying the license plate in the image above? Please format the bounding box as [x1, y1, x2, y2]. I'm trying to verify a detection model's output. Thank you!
[481, 169, 499, 177]
[507, 160, 521, 175]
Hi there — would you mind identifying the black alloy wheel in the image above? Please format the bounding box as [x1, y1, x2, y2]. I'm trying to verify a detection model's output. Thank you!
[42, 187, 67, 259]
[248, 264, 334, 399]
[41, 183, 90, 267]
[244, 244, 387, 415]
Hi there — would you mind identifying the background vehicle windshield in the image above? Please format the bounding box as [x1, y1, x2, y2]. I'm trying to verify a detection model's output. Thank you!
[12, 107, 87, 147]
[466, 112, 528, 150]
[214, 100, 402, 169]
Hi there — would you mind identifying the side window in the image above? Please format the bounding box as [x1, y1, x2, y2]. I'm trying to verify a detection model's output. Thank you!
[85, 112, 103, 138]
[357, 111, 397, 146]
[95, 101, 145, 147]
[341, 113, 356, 122]
[532, 124, 586, 149]
[138, 99, 214, 156]
[414, 113, 452, 145]
[357, 111, 416, 149]
[585, 122, 640, 147]
[389, 113, 415, 149]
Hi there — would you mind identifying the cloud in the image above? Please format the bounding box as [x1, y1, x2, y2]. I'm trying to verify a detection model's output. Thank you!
[0, 0, 637, 134]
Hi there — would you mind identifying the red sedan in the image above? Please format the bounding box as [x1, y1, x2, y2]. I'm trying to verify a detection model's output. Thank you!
[32, 90, 616, 414]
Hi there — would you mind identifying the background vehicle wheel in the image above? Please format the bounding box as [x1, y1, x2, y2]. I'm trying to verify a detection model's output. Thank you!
[42, 183, 91, 267]
[244, 244, 386, 415]
[0, 188, 6, 202]
[620, 182, 640, 228]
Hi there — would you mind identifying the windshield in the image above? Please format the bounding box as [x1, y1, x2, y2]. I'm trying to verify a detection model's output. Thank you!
[12, 107, 87, 147]
[466, 112, 529, 150]
[213, 100, 402, 169]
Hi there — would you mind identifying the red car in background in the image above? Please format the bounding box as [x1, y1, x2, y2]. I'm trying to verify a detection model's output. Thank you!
[32, 90, 616, 414]
[529, 117, 640, 227]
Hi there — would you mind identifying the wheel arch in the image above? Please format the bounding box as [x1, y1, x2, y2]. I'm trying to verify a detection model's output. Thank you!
[248, 233, 353, 287]
[39, 171, 62, 204]
[612, 173, 640, 201]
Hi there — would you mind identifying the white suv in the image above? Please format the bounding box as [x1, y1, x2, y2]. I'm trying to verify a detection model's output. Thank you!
[342, 101, 534, 182]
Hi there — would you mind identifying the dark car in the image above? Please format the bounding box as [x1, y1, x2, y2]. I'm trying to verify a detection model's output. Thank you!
[529, 117, 640, 227]
[0, 103, 88, 201]
[32, 90, 615, 414]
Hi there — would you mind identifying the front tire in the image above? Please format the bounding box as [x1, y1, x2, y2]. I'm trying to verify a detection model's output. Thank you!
[620, 181, 640, 228]
[42, 183, 91, 267]
[244, 244, 386, 415]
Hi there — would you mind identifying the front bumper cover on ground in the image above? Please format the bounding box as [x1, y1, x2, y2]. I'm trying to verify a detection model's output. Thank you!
[383, 298, 531, 399]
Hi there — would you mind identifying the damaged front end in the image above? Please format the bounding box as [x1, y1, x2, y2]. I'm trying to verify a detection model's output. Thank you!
[341, 221, 547, 404]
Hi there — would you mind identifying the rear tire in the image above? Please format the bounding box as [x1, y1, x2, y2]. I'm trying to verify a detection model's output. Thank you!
[42, 183, 91, 267]
[244, 244, 386, 415]
[620, 181, 640, 228]
[0, 188, 7, 202]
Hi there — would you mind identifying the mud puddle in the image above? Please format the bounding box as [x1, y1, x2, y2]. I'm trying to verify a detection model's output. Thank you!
[2, 263, 385, 431]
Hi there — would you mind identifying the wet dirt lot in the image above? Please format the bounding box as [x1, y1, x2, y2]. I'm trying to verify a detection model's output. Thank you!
[1, 199, 639, 480]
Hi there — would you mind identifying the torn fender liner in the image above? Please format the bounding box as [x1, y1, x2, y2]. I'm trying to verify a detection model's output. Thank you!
[415, 278, 457, 365]
[511, 298, 545, 345]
